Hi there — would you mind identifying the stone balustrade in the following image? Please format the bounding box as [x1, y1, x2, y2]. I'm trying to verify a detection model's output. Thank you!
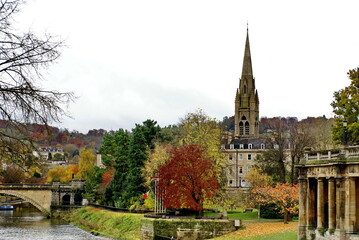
[303, 146, 359, 162]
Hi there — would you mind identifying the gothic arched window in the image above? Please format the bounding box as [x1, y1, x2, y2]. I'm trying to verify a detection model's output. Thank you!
[244, 85, 247, 94]
[245, 121, 250, 135]
[239, 122, 244, 135]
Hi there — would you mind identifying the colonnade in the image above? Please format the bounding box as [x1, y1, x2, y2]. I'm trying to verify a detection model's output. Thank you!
[299, 176, 359, 237]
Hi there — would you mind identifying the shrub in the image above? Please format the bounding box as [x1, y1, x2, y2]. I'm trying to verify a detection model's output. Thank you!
[260, 203, 284, 219]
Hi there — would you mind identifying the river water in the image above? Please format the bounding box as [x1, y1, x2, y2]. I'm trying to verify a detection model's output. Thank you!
[0, 208, 112, 240]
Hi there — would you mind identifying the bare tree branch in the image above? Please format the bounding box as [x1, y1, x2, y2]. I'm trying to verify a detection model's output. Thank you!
[0, 0, 74, 167]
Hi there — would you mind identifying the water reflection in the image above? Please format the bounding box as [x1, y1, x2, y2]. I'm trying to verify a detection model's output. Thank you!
[0, 207, 111, 240]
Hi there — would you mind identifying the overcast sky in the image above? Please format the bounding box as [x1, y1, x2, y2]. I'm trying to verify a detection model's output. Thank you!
[15, 0, 359, 133]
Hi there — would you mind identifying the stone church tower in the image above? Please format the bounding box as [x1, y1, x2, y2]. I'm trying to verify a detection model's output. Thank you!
[234, 28, 259, 138]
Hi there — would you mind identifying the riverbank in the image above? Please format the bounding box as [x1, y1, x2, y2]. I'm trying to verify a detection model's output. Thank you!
[67, 206, 144, 240]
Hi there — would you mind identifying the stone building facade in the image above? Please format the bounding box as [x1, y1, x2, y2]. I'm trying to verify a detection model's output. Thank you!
[297, 146, 359, 240]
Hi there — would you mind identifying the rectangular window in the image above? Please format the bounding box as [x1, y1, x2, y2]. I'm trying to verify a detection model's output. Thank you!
[239, 154, 243, 160]
[239, 167, 243, 174]
[230, 144, 234, 149]
[248, 154, 252, 160]
[240, 144, 244, 149]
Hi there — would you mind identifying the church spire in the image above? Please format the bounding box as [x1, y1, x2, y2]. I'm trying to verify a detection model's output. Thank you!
[234, 26, 259, 139]
[241, 28, 253, 78]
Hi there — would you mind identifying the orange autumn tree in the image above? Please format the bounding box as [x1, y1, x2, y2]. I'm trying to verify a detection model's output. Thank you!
[157, 144, 219, 215]
[252, 182, 299, 223]
[101, 168, 115, 188]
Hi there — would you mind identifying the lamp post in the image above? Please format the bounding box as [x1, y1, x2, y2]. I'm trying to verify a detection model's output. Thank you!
[343, 120, 348, 146]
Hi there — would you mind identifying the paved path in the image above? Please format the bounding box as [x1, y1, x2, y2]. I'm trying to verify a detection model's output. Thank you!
[213, 221, 297, 239]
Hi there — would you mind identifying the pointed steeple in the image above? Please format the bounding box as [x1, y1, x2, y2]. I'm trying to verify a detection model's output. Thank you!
[241, 28, 253, 78]
[234, 26, 259, 139]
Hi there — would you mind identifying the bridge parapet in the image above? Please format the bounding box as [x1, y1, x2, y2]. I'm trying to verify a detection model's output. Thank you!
[0, 184, 52, 190]
[0, 180, 85, 217]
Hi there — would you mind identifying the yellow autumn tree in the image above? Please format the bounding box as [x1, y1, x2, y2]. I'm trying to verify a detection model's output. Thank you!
[143, 143, 171, 186]
[77, 148, 96, 180]
[179, 109, 225, 169]
[246, 167, 274, 189]
[46, 165, 79, 183]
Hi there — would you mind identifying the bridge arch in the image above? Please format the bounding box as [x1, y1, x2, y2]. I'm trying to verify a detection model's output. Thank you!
[0, 190, 51, 216]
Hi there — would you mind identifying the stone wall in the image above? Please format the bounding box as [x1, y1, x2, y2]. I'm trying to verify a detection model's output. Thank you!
[141, 217, 237, 240]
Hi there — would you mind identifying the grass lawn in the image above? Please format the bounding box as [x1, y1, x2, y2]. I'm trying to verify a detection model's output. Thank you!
[240, 230, 297, 240]
[204, 209, 283, 221]
[211, 222, 298, 240]
[69, 207, 144, 240]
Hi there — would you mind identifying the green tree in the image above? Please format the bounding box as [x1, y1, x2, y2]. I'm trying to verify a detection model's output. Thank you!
[331, 68, 359, 144]
[84, 166, 106, 203]
[54, 153, 63, 160]
[158, 124, 183, 144]
[77, 148, 96, 180]
[122, 124, 147, 207]
[140, 119, 161, 150]
[106, 129, 130, 206]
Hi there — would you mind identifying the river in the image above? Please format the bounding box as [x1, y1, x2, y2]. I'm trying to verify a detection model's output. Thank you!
[0, 207, 112, 240]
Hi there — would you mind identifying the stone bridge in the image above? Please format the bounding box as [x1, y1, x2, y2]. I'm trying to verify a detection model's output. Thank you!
[0, 180, 85, 216]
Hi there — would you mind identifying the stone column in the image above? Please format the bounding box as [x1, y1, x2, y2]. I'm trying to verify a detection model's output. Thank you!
[328, 178, 336, 230]
[298, 177, 308, 239]
[336, 178, 344, 230]
[349, 177, 356, 232]
[306, 179, 315, 227]
[317, 178, 325, 229]
[70, 192, 75, 205]
[345, 177, 356, 233]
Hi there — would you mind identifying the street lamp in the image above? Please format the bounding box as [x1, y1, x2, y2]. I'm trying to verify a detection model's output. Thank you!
[343, 119, 348, 146]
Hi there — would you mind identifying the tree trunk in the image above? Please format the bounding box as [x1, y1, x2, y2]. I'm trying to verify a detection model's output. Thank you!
[258, 205, 261, 221]
[284, 210, 289, 224]
[222, 205, 228, 219]
[290, 156, 295, 185]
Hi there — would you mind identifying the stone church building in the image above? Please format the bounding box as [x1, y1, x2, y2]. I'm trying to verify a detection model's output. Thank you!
[222, 29, 268, 188]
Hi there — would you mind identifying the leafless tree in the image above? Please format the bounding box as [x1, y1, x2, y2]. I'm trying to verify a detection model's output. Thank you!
[0, 0, 74, 166]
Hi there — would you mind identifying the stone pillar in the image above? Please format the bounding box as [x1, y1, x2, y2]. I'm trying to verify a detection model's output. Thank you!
[317, 178, 325, 229]
[349, 177, 356, 232]
[336, 178, 344, 231]
[70, 192, 75, 205]
[298, 177, 308, 239]
[345, 177, 356, 233]
[328, 178, 336, 230]
[306, 178, 315, 227]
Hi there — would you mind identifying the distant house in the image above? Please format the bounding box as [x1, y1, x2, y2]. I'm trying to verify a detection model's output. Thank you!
[34, 146, 67, 166]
